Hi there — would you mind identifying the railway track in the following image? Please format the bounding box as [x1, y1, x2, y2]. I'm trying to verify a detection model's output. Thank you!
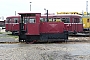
[69, 33, 90, 37]
[0, 39, 90, 44]
[0, 32, 90, 44]
[0, 42, 21, 44]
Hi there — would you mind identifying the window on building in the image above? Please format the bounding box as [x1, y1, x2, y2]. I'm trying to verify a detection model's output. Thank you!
[14, 18, 18, 23]
[61, 18, 70, 23]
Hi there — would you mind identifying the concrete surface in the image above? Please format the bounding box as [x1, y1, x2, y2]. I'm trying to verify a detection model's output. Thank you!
[0, 43, 90, 60]
[0, 32, 90, 60]
[0, 32, 19, 42]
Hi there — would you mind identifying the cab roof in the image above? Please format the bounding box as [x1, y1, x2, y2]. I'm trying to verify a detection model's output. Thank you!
[18, 12, 41, 16]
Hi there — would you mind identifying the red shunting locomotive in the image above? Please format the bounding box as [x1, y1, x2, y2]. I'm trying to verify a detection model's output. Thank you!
[18, 10, 68, 43]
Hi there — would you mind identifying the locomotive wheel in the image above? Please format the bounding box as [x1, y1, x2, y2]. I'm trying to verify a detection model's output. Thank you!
[19, 37, 23, 42]
[73, 30, 77, 34]
[64, 39, 68, 43]
[25, 38, 33, 43]
[19, 40, 22, 42]
[25, 39, 36, 44]
[25, 39, 29, 43]
[19, 39, 22, 42]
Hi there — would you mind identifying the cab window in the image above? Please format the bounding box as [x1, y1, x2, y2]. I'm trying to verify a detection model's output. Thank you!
[61, 18, 70, 23]
[6, 18, 10, 23]
[49, 18, 53, 22]
[40, 18, 44, 22]
[40, 18, 47, 22]
[87, 19, 90, 22]
[53, 18, 61, 22]
[79, 18, 82, 23]
[20, 18, 28, 23]
[6, 18, 12, 23]
[53, 18, 56, 21]
[14, 18, 18, 23]
[24, 18, 28, 23]
[45, 18, 48, 22]
[29, 18, 36, 23]
[73, 18, 79, 23]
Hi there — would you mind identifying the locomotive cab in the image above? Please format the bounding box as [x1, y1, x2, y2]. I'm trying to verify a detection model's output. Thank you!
[18, 12, 41, 42]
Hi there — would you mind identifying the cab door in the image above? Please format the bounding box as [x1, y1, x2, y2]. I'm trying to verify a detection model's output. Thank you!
[26, 14, 40, 35]
[9, 19, 12, 31]
[12, 18, 19, 31]
[73, 18, 80, 32]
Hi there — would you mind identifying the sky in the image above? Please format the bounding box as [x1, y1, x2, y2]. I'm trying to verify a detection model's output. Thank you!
[0, 0, 90, 20]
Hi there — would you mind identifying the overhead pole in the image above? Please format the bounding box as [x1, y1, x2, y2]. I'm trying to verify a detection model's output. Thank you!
[15, 11, 16, 16]
[86, 1, 88, 15]
[47, 10, 48, 22]
[44, 8, 47, 13]
[82, 10, 84, 16]
[86, 1, 90, 38]
[30, 2, 32, 11]
[44, 8, 48, 22]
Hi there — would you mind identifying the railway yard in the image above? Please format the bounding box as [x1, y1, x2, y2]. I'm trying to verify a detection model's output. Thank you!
[0, 0, 90, 60]
[0, 29, 90, 60]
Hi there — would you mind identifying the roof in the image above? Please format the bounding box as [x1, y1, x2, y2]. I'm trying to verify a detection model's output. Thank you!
[6, 16, 20, 18]
[6, 13, 82, 19]
[41, 14, 82, 17]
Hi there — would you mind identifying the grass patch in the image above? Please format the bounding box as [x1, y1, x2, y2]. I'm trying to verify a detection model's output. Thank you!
[13, 36, 19, 38]
[6, 34, 19, 38]
[0, 32, 3, 34]
[0, 32, 18, 39]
